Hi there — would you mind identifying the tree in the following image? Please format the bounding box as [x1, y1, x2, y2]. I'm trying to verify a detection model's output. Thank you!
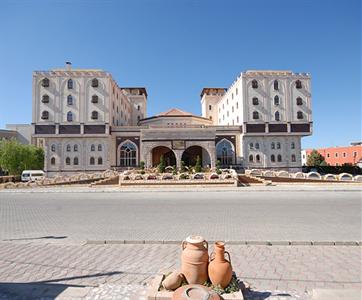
[194, 155, 202, 173]
[306, 150, 327, 167]
[139, 160, 145, 174]
[0, 139, 44, 175]
[216, 160, 222, 175]
[180, 160, 186, 173]
[158, 154, 165, 173]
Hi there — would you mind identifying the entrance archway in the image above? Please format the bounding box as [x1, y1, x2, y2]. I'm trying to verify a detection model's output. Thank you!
[181, 146, 211, 167]
[152, 146, 176, 167]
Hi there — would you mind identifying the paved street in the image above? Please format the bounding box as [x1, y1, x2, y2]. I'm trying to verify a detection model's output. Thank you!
[0, 186, 361, 243]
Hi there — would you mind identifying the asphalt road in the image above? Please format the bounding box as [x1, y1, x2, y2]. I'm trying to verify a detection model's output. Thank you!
[0, 187, 361, 243]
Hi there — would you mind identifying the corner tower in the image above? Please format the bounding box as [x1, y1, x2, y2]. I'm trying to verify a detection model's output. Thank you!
[200, 88, 226, 125]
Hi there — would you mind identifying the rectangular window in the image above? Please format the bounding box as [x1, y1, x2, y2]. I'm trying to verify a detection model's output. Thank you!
[209, 105, 212, 110]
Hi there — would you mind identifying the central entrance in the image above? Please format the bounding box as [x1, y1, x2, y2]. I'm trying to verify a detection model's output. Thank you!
[152, 146, 176, 167]
[181, 146, 211, 167]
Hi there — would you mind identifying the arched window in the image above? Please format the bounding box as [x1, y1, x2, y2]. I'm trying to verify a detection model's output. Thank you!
[91, 144, 95, 151]
[255, 143, 260, 149]
[91, 111, 98, 120]
[51, 144, 56, 152]
[67, 95, 73, 105]
[297, 111, 304, 119]
[277, 154, 282, 162]
[73, 157, 79, 165]
[67, 111, 73, 122]
[66, 144, 71, 152]
[42, 78, 50, 87]
[50, 157, 56, 165]
[271, 154, 275, 162]
[216, 139, 235, 165]
[274, 95, 280, 106]
[275, 111, 280, 121]
[74, 145, 78, 152]
[296, 97, 303, 105]
[91, 78, 99, 88]
[249, 154, 254, 162]
[296, 80, 302, 89]
[65, 157, 71, 165]
[291, 142, 295, 149]
[256, 154, 261, 162]
[91, 95, 98, 103]
[98, 157, 103, 165]
[67, 79, 73, 89]
[41, 111, 49, 120]
[274, 80, 279, 90]
[252, 111, 259, 119]
[252, 97, 259, 105]
[119, 141, 137, 167]
[42, 94, 49, 103]
[291, 154, 296, 162]
[277, 142, 281, 149]
[252, 79, 258, 89]
[271, 142, 275, 149]
[90, 157, 95, 165]
[98, 144, 102, 151]
[249, 143, 254, 149]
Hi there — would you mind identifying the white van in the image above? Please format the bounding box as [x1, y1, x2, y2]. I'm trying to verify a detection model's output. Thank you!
[21, 170, 45, 182]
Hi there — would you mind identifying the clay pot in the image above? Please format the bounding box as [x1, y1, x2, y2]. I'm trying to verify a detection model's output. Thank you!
[172, 284, 221, 300]
[208, 241, 232, 288]
[162, 271, 184, 291]
[181, 235, 209, 285]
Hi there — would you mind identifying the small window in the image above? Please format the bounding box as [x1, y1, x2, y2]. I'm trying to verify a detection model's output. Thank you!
[42, 78, 50, 87]
[98, 144, 102, 151]
[274, 80, 279, 90]
[98, 157, 103, 165]
[249, 143, 254, 149]
[274, 95, 280, 106]
[236, 88, 238, 95]
[275, 111, 280, 121]
[50, 157, 56, 165]
[271, 154, 275, 162]
[67, 79, 73, 89]
[296, 80, 302, 89]
[353, 151, 357, 157]
[67, 95, 73, 105]
[255, 143, 260, 150]
[209, 116, 212, 120]
[209, 105, 212, 111]
[252, 79, 258, 89]
[91, 78, 99, 87]
[73, 157, 79, 165]
[41, 111, 49, 120]
[291, 154, 296, 162]
[327, 153, 330, 158]
[137, 105, 140, 111]
[42, 94, 49, 103]
[91, 111, 98, 120]
[297, 111, 304, 119]
[253, 111, 259, 120]
[291, 142, 295, 149]
[66, 144, 71, 152]
[91, 95, 98, 103]
[335, 153, 338, 158]
[249, 154, 254, 162]
[252, 97, 259, 105]
[67, 111, 73, 122]
[277, 154, 282, 162]
[256, 154, 261, 162]
[271, 142, 275, 149]
[137, 115, 141, 122]
[66, 157, 71, 165]
[236, 116, 239, 123]
[277, 142, 281, 149]
[236, 102, 238, 109]
[232, 106, 234, 113]
[74, 145, 78, 152]
[51, 144, 56, 152]
[296, 97, 303, 105]
[232, 93, 234, 99]
[91, 144, 95, 151]
[90, 157, 95, 165]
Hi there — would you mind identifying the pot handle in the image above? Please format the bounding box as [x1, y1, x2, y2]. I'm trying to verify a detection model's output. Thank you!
[224, 251, 231, 263]
[209, 251, 215, 262]
[182, 240, 187, 250]
[203, 240, 208, 250]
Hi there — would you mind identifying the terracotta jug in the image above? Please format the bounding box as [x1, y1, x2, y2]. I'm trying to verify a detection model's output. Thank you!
[181, 235, 209, 284]
[162, 271, 184, 291]
[208, 241, 232, 288]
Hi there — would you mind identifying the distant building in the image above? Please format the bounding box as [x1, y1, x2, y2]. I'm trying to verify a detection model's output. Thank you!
[0, 129, 17, 141]
[302, 143, 362, 166]
[5, 124, 32, 144]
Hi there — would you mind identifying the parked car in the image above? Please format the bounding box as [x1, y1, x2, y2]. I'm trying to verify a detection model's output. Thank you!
[21, 170, 45, 182]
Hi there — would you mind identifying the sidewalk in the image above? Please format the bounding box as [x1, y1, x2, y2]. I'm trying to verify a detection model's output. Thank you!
[0, 241, 360, 299]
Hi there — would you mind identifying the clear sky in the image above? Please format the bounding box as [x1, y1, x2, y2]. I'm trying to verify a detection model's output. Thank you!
[0, 0, 360, 149]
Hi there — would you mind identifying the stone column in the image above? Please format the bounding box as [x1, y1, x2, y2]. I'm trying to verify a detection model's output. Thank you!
[174, 150, 183, 169]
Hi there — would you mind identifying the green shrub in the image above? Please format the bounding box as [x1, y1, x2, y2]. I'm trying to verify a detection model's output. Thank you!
[158, 155, 165, 173]
[194, 155, 202, 173]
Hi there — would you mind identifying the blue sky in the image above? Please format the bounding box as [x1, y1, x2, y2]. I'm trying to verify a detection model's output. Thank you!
[0, 0, 360, 149]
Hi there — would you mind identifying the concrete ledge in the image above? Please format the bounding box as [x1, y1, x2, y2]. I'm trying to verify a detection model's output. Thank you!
[312, 288, 362, 300]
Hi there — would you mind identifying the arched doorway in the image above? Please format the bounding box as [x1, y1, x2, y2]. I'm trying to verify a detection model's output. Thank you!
[216, 139, 235, 166]
[118, 140, 138, 167]
[181, 146, 211, 167]
[152, 146, 176, 167]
